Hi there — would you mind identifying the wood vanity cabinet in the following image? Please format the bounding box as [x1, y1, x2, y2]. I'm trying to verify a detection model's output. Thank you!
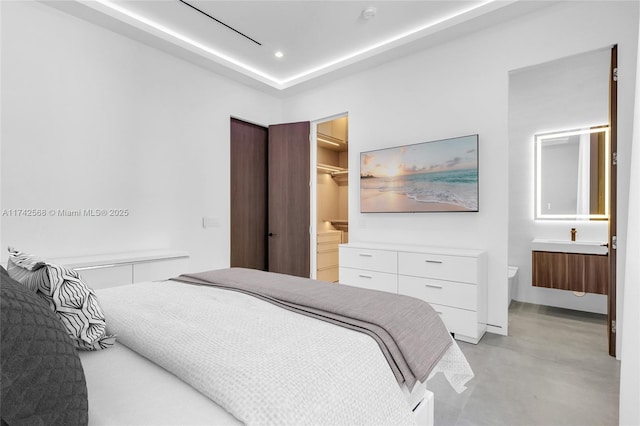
[532, 251, 608, 294]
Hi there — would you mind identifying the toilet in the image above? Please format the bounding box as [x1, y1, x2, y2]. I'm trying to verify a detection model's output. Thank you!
[508, 266, 519, 305]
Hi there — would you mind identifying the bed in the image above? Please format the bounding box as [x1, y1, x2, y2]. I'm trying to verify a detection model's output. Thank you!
[1, 258, 473, 426]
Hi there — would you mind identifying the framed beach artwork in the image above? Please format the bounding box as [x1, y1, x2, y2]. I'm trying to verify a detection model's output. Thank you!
[360, 134, 479, 213]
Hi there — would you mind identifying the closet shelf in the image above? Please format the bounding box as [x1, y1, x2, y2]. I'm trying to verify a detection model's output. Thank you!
[317, 163, 347, 174]
[326, 220, 349, 231]
[317, 164, 348, 184]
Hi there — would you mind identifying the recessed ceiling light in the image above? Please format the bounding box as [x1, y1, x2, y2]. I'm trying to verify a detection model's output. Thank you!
[274, 51, 284, 59]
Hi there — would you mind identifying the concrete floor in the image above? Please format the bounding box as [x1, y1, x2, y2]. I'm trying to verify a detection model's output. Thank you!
[428, 301, 620, 426]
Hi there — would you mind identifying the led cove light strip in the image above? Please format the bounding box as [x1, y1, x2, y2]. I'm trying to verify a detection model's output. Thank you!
[90, 0, 496, 88]
[282, 0, 497, 84]
[91, 0, 278, 83]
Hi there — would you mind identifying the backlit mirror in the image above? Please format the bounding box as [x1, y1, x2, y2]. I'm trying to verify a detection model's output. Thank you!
[535, 126, 609, 220]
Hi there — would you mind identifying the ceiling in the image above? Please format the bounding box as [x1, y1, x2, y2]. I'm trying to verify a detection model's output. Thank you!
[47, 1, 551, 95]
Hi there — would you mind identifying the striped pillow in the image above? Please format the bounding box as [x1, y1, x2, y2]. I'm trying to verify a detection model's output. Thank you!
[6, 246, 48, 292]
[7, 248, 116, 351]
[45, 263, 116, 351]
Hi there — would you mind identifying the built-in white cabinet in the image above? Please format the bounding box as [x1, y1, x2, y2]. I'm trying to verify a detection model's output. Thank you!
[50, 250, 190, 290]
[339, 242, 487, 344]
[78, 264, 133, 290]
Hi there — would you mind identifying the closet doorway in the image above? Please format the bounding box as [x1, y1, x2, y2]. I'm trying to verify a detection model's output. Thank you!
[230, 118, 310, 278]
[313, 114, 349, 282]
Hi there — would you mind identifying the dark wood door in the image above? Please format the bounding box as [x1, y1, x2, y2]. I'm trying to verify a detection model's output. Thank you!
[230, 118, 268, 270]
[267, 122, 310, 277]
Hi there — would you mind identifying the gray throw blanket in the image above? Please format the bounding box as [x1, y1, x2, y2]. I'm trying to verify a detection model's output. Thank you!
[174, 267, 452, 390]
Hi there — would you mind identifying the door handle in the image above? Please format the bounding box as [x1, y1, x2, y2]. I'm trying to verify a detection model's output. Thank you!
[268, 232, 277, 237]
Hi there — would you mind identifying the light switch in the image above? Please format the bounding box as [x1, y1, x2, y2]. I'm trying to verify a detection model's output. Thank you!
[203, 217, 220, 228]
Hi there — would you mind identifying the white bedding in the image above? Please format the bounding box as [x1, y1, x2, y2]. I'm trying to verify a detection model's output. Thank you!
[92, 279, 472, 425]
[99, 281, 419, 425]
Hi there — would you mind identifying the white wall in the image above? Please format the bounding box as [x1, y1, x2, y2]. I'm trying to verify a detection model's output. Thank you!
[0, 1, 283, 272]
[508, 48, 610, 314]
[281, 1, 639, 336]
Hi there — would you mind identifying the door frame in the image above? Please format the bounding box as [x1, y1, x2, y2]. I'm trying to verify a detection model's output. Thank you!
[608, 44, 617, 357]
[310, 112, 349, 279]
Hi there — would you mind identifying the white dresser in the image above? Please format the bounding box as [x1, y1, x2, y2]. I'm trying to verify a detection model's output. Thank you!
[50, 249, 190, 290]
[339, 242, 487, 344]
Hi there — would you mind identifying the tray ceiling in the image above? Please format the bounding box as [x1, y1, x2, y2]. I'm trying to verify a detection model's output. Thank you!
[46, 1, 550, 95]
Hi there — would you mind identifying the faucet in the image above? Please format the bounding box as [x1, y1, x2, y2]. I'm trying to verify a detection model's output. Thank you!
[570, 228, 577, 241]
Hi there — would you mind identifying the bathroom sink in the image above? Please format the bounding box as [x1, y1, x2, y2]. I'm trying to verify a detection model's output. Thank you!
[531, 239, 608, 255]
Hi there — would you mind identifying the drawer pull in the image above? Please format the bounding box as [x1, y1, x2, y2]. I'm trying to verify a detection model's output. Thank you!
[425, 260, 443, 264]
[359, 253, 373, 257]
[358, 274, 373, 279]
[424, 284, 443, 289]
[435, 311, 443, 315]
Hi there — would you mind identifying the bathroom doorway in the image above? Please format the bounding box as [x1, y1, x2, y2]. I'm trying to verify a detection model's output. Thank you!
[507, 46, 618, 355]
[313, 114, 348, 282]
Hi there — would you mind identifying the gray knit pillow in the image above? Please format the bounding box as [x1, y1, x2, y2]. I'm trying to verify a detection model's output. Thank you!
[1, 266, 89, 425]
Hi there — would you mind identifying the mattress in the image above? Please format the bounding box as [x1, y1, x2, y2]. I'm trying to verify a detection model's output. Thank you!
[80, 342, 431, 426]
[79, 343, 239, 425]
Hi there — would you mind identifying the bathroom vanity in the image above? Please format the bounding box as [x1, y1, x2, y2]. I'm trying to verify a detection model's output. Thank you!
[531, 239, 609, 295]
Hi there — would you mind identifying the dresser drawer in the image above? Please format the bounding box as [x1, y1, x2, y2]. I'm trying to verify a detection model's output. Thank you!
[317, 232, 342, 244]
[317, 242, 338, 254]
[398, 275, 476, 311]
[339, 247, 397, 274]
[317, 267, 339, 283]
[429, 303, 477, 338]
[398, 252, 478, 283]
[339, 267, 398, 293]
[317, 250, 339, 269]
